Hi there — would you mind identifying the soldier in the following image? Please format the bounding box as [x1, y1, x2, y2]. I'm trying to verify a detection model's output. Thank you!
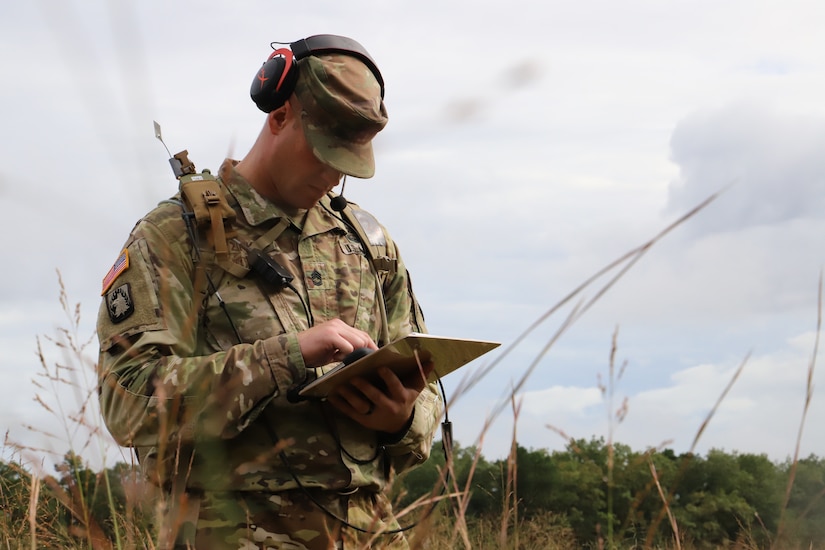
[96, 35, 441, 549]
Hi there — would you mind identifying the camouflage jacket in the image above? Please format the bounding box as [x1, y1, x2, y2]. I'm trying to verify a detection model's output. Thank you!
[97, 159, 441, 494]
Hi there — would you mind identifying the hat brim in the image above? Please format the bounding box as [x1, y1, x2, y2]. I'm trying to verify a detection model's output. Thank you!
[301, 118, 377, 179]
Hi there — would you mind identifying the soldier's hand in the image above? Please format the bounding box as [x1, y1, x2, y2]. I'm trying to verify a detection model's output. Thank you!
[296, 319, 378, 368]
[327, 360, 435, 434]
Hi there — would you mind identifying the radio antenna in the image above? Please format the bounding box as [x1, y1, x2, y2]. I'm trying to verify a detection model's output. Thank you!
[153, 121, 194, 179]
[153, 120, 173, 158]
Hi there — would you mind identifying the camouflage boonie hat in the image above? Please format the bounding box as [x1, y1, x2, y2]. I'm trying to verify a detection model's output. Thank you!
[294, 54, 388, 179]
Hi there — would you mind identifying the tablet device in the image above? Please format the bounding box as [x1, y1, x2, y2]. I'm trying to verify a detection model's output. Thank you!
[298, 332, 500, 398]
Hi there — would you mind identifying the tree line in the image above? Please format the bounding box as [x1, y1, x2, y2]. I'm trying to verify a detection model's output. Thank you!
[1, 438, 823, 548]
[398, 437, 825, 548]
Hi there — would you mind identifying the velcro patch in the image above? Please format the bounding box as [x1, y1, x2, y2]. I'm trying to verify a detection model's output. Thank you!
[106, 283, 135, 324]
[339, 233, 364, 255]
[101, 249, 129, 295]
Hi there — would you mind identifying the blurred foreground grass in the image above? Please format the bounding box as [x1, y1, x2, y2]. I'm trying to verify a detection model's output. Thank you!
[3, 201, 824, 549]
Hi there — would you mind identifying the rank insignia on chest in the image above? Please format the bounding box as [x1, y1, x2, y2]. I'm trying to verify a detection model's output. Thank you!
[101, 249, 129, 295]
[106, 283, 134, 324]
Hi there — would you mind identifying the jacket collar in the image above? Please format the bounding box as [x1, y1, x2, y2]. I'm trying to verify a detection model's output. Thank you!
[219, 159, 343, 238]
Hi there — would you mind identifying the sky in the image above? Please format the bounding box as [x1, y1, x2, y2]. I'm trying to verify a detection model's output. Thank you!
[2, 0, 825, 472]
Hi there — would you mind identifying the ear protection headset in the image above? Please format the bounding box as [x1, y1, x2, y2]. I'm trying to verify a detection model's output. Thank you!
[250, 34, 385, 113]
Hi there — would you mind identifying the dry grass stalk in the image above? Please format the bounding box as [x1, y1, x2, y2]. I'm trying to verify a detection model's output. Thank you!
[600, 326, 630, 548]
[43, 472, 112, 550]
[18, 273, 103, 466]
[773, 271, 822, 548]
[689, 353, 750, 454]
[27, 470, 40, 550]
[448, 190, 723, 480]
[7, 193, 728, 548]
[648, 455, 681, 550]
[172, 194, 723, 546]
[451, 439, 485, 548]
[6, 272, 140, 547]
[499, 394, 522, 549]
[643, 353, 750, 548]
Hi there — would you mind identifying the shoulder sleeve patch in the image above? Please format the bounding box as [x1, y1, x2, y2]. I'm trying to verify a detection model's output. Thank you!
[96, 238, 167, 351]
[101, 249, 129, 295]
[105, 283, 135, 323]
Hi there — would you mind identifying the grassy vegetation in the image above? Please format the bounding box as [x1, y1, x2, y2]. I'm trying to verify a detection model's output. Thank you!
[3, 203, 824, 548]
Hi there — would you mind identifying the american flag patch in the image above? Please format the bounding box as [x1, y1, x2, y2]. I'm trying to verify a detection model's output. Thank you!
[101, 249, 129, 295]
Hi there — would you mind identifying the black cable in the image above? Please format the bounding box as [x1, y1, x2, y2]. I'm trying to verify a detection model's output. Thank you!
[319, 401, 381, 465]
[179, 208, 243, 343]
[215, 279, 453, 534]
[319, 198, 392, 348]
[285, 281, 314, 327]
[207, 276, 242, 343]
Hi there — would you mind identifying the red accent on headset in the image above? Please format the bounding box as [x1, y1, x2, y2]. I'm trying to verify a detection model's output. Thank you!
[267, 48, 294, 92]
[256, 68, 268, 88]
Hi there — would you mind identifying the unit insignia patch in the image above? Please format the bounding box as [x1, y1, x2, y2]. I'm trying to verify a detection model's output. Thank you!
[106, 283, 134, 324]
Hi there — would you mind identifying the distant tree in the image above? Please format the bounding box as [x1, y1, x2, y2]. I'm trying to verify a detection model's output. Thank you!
[610, 445, 670, 546]
[514, 445, 557, 515]
[397, 439, 503, 517]
[452, 443, 503, 516]
[736, 452, 783, 541]
[52, 452, 154, 546]
[5, 443, 825, 548]
[541, 437, 609, 542]
[777, 454, 825, 546]
[53, 451, 111, 545]
[395, 439, 447, 509]
[0, 458, 65, 546]
[399, 440, 825, 547]
[0, 459, 35, 538]
[670, 450, 759, 547]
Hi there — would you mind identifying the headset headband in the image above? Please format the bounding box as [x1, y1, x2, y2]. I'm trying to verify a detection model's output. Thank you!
[250, 34, 384, 113]
[289, 35, 384, 98]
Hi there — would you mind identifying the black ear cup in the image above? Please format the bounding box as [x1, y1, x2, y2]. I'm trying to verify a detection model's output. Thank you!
[250, 50, 299, 113]
[249, 35, 385, 114]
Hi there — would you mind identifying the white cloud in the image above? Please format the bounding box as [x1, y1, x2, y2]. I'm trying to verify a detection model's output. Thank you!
[667, 102, 825, 233]
[4, 0, 825, 470]
[520, 386, 603, 416]
[446, 328, 824, 461]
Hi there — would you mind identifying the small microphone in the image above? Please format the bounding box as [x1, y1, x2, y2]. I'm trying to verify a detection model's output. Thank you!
[330, 194, 348, 212]
[330, 175, 348, 212]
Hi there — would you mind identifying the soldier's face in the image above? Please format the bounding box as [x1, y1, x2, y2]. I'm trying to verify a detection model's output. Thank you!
[271, 115, 342, 210]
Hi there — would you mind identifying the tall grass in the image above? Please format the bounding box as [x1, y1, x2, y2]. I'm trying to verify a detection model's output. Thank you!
[3, 195, 823, 549]
[4, 273, 151, 549]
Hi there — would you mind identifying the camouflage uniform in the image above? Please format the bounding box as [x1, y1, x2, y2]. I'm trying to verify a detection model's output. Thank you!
[97, 158, 441, 548]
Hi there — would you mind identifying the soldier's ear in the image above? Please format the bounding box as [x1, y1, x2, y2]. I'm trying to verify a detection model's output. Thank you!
[267, 102, 291, 134]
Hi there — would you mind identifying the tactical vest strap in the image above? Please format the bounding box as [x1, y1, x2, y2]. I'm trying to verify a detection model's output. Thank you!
[204, 188, 230, 260]
[179, 173, 248, 279]
[343, 203, 397, 280]
[331, 196, 397, 346]
[252, 218, 291, 251]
